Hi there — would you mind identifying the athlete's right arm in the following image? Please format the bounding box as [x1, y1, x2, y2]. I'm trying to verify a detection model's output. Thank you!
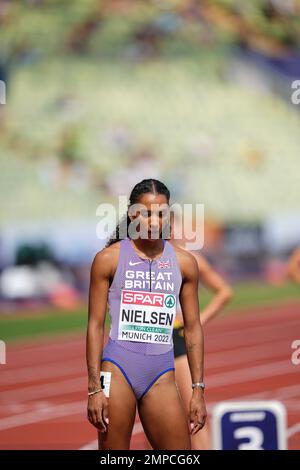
[86, 248, 114, 432]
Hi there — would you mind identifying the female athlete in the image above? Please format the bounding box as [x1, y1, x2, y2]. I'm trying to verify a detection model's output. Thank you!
[86, 179, 207, 450]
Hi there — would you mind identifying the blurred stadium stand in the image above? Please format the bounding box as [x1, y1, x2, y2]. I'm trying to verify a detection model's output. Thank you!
[0, 0, 300, 308]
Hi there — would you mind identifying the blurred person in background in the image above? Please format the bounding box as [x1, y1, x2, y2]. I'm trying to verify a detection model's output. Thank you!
[287, 248, 300, 285]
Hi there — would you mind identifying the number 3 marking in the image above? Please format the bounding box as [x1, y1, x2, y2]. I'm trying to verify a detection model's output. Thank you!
[234, 427, 264, 450]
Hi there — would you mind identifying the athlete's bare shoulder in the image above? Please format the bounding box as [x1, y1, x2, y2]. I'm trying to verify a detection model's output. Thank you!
[171, 243, 198, 281]
[91, 241, 121, 279]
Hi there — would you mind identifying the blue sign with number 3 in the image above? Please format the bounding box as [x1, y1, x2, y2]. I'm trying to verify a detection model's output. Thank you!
[212, 401, 287, 450]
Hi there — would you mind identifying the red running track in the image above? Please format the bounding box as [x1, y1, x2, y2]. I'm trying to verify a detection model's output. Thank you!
[0, 301, 299, 450]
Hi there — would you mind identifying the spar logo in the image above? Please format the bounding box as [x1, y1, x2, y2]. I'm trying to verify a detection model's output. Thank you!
[122, 290, 165, 307]
[164, 295, 175, 309]
[122, 290, 176, 309]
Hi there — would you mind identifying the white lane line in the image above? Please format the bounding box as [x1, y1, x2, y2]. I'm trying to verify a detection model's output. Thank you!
[223, 383, 300, 403]
[0, 361, 85, 385]
[206, 339, 291, 369]
[80, 440, 98, 451]
[207, 359, 298, 388]
[5, 351, 84, 372]
[206, 313, 300, 336]
[7, 337, 84, 358]
[0, 400, 85, 431]
[79, 422, 144, 450]
[0, 377, 85, 404]
[207, 306, 299, 330]
[208, 316, 300, 337]
[206, 320, 300, 351]
[270, 383, 300, 401]
[287, 422, 300, 437]
[279, 401, 300, 411]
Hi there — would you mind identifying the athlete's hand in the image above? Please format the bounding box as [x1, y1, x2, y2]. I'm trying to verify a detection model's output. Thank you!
[87, 391, 109, 432]
[199, 308, 210, 326]
[189, 388, 207, 435]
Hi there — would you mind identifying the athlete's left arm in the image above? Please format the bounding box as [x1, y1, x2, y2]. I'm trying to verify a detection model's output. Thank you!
[179, 250, 207, 435]
[287, 248, 300, 285]
[193, 253, 233, 325]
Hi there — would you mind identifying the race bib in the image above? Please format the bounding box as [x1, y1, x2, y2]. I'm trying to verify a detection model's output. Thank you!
[100, 371, 111, 398]
[118, 290, 176, 344]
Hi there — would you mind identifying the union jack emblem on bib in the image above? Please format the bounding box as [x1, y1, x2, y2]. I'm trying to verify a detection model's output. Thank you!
[158, 260, 170, 269]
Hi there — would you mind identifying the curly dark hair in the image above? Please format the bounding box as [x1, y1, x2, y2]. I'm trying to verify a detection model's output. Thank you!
[105, 178, 170, 247]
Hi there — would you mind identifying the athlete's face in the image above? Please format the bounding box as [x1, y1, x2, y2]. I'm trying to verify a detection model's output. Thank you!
[129, 193, 169, 241]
